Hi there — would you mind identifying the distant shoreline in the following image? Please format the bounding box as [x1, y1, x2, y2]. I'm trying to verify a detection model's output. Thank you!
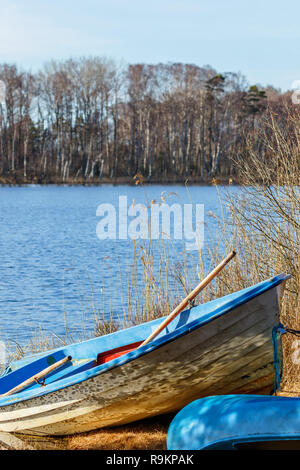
[0, 176, 237, 187]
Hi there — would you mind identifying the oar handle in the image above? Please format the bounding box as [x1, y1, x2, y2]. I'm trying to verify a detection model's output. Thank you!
[139, 250, 236, 348]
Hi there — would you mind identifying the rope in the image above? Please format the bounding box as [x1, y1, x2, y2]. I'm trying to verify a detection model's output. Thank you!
[272, 324, 285, 395]
[272, 324, 300, 396]
[280, 327, 300, 338]
[34, 377, 46, 387]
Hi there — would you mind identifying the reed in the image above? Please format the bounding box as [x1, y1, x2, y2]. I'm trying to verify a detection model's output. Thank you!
[226, 105, 299, 392]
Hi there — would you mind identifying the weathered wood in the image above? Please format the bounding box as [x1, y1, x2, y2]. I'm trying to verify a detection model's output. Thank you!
[0, 431, 34, 450]
[139, 250, 236, 347]
[0, 356, 72, 397]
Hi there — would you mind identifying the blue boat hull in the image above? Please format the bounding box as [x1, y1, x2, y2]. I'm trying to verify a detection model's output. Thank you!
[167, 394, 300, 450]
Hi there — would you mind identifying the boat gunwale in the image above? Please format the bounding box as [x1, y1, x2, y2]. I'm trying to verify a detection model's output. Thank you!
[0, 273, 290, 407]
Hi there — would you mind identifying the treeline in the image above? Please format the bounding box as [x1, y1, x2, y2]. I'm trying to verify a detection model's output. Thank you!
[0, 58, 293, 184]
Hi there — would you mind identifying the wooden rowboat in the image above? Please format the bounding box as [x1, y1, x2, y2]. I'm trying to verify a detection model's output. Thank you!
[0, 273, 290, 437]
[167, 394, 300, 450]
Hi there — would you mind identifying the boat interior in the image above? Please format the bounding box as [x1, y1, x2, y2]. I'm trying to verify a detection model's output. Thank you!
[0, 293, 223, 396]
[0, 339, 145, 396]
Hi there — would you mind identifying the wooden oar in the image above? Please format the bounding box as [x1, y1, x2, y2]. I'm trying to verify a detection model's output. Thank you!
[0, 355, 72, 398]
[139, 250, 236, 348]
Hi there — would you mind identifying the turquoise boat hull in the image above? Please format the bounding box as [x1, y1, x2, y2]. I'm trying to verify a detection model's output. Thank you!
[167, 394, 300, 450]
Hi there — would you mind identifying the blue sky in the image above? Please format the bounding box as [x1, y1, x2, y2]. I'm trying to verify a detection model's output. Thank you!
[0, 0, 299, 90]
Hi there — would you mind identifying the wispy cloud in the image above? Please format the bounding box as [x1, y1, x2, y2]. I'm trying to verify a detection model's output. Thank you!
[0, 1, 115, 66]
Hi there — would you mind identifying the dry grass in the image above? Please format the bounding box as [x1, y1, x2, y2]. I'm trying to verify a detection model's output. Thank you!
[229, 105, 300, 393]
[66, 415, 172, 450]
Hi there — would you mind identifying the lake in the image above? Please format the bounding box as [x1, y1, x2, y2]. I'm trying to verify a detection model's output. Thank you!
[0, 184, 241, 351]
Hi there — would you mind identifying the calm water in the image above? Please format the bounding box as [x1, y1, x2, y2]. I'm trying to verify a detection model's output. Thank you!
[0, 185, 241, 348]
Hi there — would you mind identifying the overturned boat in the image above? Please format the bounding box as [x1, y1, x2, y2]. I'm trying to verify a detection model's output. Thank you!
[0, 273, 290, 437]
[167, 394, 300, 450]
